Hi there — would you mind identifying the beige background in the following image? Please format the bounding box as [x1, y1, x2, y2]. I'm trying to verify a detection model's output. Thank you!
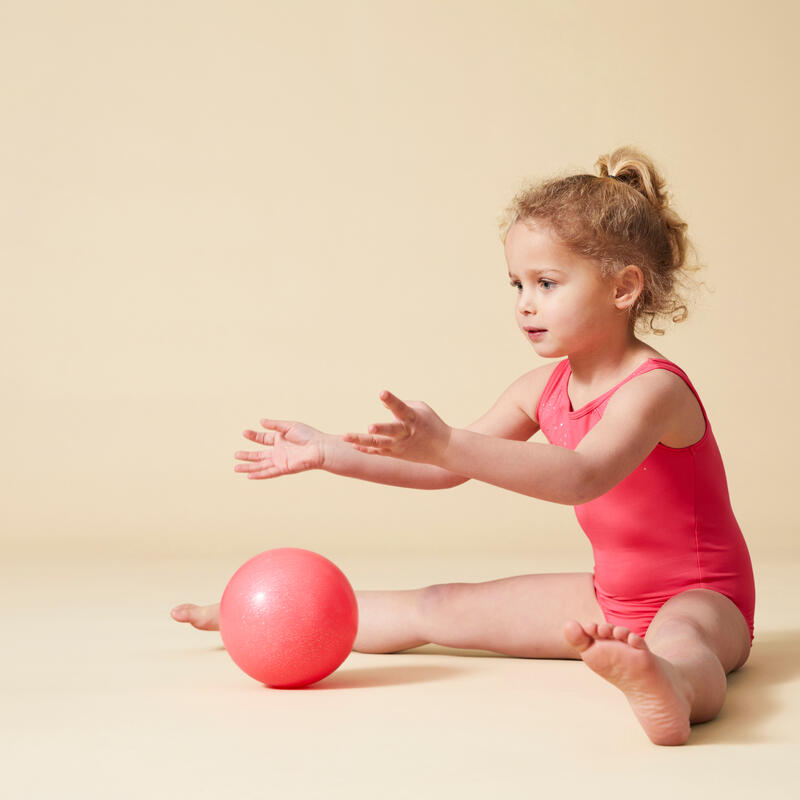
[4, 0, 798, 562]
[3, 2, 800, 797]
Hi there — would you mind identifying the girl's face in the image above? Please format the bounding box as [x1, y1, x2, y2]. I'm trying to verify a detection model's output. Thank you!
[504, 220, 627, 358]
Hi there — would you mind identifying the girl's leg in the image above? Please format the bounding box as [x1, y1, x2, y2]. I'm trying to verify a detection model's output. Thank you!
[644, 588, 751, 719]
[563, 588, 751, 746]
[173, 591, 430, 652]
[173, 571, 606, 659]
[409, 572, 606, 659]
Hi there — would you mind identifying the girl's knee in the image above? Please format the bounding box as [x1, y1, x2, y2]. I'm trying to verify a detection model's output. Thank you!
[646, 614, 708, 654]
[646, 590, 751, 672]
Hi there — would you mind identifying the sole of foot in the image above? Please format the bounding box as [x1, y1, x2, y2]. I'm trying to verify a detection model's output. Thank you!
[563, 619, 692, 746]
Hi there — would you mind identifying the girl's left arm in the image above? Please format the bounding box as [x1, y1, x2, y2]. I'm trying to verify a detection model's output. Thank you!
[344, 372, 681, 505]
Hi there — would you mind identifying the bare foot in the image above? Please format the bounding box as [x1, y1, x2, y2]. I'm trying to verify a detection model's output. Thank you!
[170, 602, 220, 631]
[563, 620, 694, 746]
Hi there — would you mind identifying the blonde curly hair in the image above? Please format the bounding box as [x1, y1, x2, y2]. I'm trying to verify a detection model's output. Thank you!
[498, 146, 704, 336]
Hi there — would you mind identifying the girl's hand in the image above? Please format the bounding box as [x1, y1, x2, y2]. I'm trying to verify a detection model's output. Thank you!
[234, 420, 326, 480]
[343, 391, 452, 465]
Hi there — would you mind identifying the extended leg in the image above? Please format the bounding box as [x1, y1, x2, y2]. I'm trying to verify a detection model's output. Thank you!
[417, 572, 605, 659]
[173, 571, 606, 660]
[171, 591, 427, 652]
[354, 572, 604, 657]
[351, 589, 429, 653]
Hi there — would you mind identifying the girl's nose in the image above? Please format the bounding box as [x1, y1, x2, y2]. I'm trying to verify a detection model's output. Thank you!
[518, 293, 536, 315]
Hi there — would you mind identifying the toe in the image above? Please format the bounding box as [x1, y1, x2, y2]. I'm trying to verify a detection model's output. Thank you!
[597, 622, 614, 638]
[629, 632, 649, 649]
[171, 604, 194, 621]
[563, 619, 594, 652]
[613, 626, 631, 642]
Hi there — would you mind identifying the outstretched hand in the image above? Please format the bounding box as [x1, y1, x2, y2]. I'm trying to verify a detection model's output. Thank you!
[234, 420, 326, 479]
[343, 391, 452, 465]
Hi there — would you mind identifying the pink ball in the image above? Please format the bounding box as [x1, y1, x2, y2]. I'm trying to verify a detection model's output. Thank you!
[219, 548, 359, 688]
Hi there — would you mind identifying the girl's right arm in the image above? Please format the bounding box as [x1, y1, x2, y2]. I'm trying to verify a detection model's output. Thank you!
[236, 363, 554, 490]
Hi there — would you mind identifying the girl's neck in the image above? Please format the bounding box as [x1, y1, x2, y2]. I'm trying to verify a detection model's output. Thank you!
[567, 330, 661, 389]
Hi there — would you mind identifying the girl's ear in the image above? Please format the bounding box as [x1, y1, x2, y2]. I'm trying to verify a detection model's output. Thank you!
[613, 264, 644, 311]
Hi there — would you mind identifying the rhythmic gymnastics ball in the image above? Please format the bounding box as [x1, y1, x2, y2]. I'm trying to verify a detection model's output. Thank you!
[219, 548, 359, 688]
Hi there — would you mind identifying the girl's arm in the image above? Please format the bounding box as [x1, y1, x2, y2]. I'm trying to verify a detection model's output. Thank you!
[346, 368, 683, 505]
[238, 365, 552, 490]
[323, 365, 548, 489]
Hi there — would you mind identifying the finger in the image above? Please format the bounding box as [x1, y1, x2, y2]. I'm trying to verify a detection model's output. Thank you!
[247, 465, 284, 479]
[351, 444, 391, 457]
[235, 458, 274, 473]
[380, 391, 415, 422]
[234, 450, 270, 462]
[260, 419, 293, 434]
[367, 422, 407, 438]
[343, 432, 396, 449]
[242, 429, 276, 446]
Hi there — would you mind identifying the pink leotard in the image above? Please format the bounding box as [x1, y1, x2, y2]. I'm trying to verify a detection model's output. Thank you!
[536, 357, 755, 641]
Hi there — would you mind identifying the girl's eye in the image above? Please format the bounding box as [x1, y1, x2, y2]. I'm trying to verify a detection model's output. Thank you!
[509, 278, 556, 292]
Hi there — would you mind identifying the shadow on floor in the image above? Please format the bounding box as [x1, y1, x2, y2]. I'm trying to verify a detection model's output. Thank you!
[398, 643, 515, 658]
[686, 628, 800, 745]
[310, 662, 464, 690]
[187, 627, 800, 745]
[350, 629, 800, 745]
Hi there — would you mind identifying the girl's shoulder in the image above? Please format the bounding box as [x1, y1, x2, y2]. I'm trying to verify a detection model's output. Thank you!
[520, 360, 566, 426]
[466, 361, 562, 440]
[609, 358, 708, 449]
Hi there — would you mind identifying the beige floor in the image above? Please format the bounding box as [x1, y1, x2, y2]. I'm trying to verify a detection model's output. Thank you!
[4, 549, 799, 799]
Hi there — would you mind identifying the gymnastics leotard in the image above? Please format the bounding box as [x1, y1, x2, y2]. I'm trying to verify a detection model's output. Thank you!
[536, 357, 755, 642]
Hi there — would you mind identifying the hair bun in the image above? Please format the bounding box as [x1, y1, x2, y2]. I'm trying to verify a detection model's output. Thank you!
[596, 147, 668, 211]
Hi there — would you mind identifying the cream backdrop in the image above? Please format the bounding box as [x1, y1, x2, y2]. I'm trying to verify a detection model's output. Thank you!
[3, 0, 797, 562]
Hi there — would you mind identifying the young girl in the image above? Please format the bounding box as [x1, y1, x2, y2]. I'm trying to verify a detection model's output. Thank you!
[172, 146, 755, 747]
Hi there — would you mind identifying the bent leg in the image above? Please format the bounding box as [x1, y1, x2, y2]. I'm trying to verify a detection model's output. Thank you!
[563, 588, 752, 746]
[644, 588, 752, 723]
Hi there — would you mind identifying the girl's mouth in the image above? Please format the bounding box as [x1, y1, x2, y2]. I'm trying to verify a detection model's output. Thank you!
[525, 327, 547, 339]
